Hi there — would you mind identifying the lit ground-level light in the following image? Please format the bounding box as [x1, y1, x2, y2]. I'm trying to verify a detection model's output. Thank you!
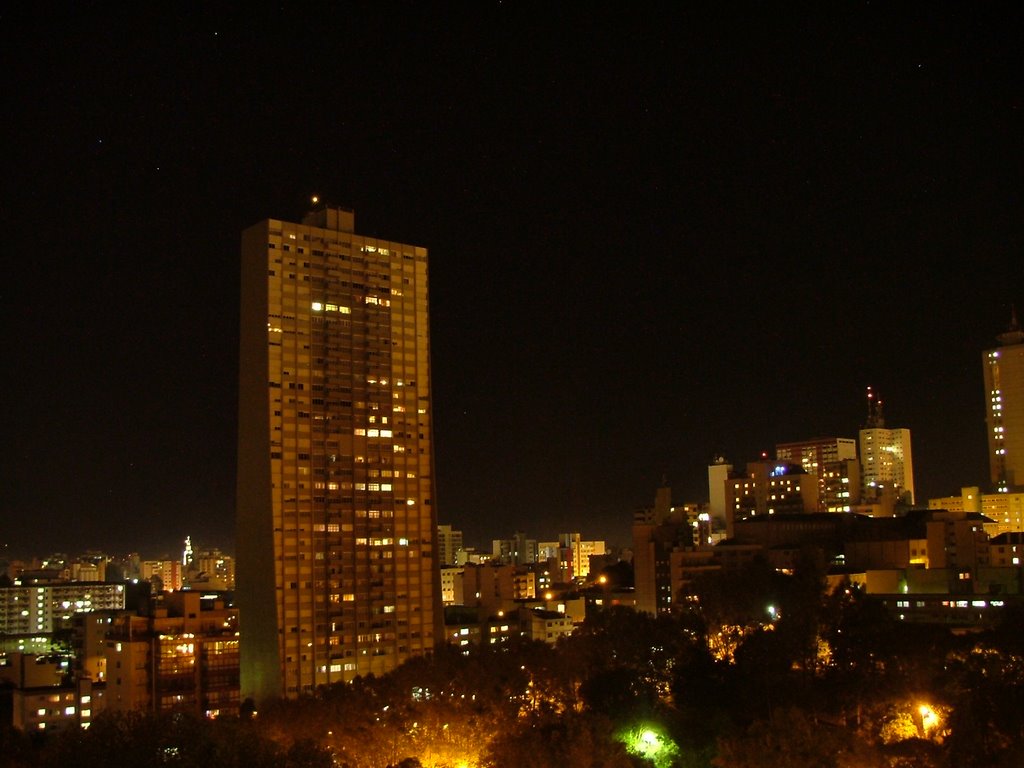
[617, 724, 680, 768]
[919, 703, 939, 734]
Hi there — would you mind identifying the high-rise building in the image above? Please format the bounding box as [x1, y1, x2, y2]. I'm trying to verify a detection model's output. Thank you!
[984, 308, 1024, 493]
[236, 203, 440, 703]
[859, 388, 914, 506]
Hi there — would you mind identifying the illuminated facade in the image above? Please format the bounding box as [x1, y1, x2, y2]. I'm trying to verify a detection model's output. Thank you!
[775, 437, 861, 512]
[0, 582, 125, 636]
[538, 533, 606, 581]
[455, 562, 537, 614]
[725, 460, 819, 537]
[439, 565, 463, 605]
[984, 309, 1024, 493]
[104, 592, 238, 716]
[859, 388, 915, 505]
[140, 559, 183, 591]
[237, 204, 440, 703]
[928, 486, 1024, 536]
[1, 654, 98, 733]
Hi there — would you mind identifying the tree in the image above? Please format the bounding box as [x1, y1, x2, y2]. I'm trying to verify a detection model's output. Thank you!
[941, 645, 1024, 768]
[482, 711, 638, 768]
[712, 707, 886, 768]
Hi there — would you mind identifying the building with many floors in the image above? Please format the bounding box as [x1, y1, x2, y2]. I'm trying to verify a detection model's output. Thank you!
[236, 203, 440, 703]
[984, 308, 1024, 493]
[104, 591, 239, 717]
[860, 387, 915, 505]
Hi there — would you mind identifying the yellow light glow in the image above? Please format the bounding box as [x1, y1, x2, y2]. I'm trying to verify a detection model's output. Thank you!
[919, 703, 939, 732]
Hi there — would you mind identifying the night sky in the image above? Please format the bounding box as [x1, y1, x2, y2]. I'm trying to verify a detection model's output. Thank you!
[3, 4, 1022, 559]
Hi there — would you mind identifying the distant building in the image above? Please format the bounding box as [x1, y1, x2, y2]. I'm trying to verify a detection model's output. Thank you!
[456, 562, 536, 614]
[988, 532, 1024, 566]
[775, 437, 861, 512]
[492, 532, 538, 566]
[724, 459, 819, 537]
[184, 548, 235, 591]
[0, 582, 126, 637]
[517, 607, 574, 644]
[859, 388, 915, 505]
[707, 457, 732, 530]
[437, 525, 464, 566]
[141, 560, 183, 591]
[537, 534, 606, 581]
[928, 486, 1024, 536]
[633, 483, 700, 615]
[984, 308, 1024, 493]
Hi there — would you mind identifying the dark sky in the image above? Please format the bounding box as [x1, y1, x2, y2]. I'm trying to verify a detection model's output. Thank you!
[2, 3, 1021, 559]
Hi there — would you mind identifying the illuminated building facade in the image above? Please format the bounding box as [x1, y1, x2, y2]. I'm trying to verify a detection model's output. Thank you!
[859, 388, 915, 505]
[105, 592, 238, 716]
[538, 533, 607, 581]
[237, 204, 440, 703]
[775, 437, 861, 512]
[0, 583, 125, 637]
[725, 460, 819, 537]
[984, 309, 1024, 493]
[140, 559, 183, 591]
[439, 565, 463, 605]
[0, 654, 98, 733]
[453, 562, 537, 614]
[928, 486, 1024, 537]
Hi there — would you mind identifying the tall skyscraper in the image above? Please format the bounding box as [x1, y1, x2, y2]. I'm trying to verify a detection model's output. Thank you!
[859, 387, 914, 506]
[984, 308, 1024, 493]
[236, 203, 440, 703]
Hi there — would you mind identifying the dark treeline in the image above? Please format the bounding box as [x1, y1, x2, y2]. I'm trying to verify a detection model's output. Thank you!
[4, 557, 1023, 767]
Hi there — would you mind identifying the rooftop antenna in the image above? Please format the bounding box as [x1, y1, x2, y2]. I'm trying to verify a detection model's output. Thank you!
[865, 386, 885, 428]
[998, 304, 1024, 345]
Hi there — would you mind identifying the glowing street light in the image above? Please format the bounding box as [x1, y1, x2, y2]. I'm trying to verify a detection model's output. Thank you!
[919, 703, 939, 734]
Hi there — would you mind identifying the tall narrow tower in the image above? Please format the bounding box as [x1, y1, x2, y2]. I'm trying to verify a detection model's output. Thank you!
[236, 203, 440, 703]
[859, 387, 915, 506]
[984, 307, 1024, 493]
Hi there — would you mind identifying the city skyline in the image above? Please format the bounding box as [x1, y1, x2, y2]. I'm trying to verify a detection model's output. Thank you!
[3, 5, 1022, 558]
